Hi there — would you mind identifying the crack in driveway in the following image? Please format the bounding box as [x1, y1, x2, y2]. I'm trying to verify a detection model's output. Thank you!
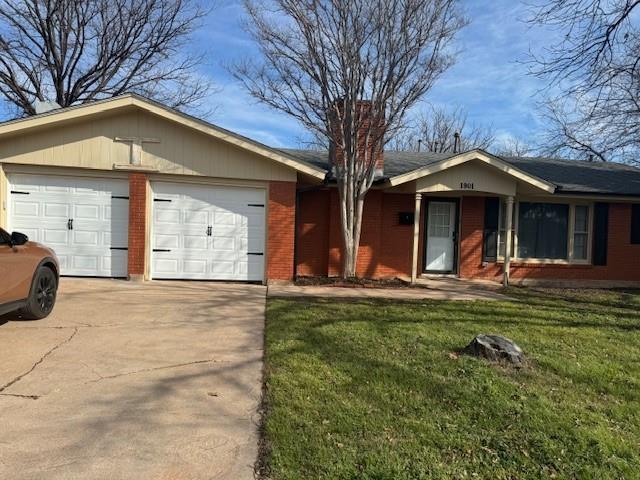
[85, 358, 229, 383]
[0, 393, 40, 400]
[0, 327, 78, 393]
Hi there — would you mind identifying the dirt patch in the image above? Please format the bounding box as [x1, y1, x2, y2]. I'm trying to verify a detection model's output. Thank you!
[295, 276, 414, 289]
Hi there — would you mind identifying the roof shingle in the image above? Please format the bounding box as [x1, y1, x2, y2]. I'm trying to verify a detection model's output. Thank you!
[279, 148, 640, 196]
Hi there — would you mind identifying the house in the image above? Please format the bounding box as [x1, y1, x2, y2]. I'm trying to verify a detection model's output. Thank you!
[1, 94, 639, 286]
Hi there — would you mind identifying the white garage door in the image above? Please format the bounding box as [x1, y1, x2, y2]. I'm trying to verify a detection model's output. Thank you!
[8, 174, 129, 277]
[152, 182, 266, 281]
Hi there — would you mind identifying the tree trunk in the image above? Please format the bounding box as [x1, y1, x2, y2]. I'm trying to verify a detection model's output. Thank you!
[339, 188, 365, 279]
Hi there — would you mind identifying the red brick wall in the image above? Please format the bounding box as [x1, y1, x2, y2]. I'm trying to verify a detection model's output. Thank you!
[296, 189, 329, 276]
[459, 196, 640, 282]
[296, 189, 416, 278]
[127, 172, 147, 277]
[267, 181, 296, 281]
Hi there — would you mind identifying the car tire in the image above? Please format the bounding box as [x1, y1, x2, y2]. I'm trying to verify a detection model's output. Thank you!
[21, 266, 58, 320]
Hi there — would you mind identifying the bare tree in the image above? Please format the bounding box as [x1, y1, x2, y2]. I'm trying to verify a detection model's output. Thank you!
[234, 0, 466, 278]
[389, 105, 495, 152]
[493, 136, 534, 157]
[536, 99, 612, 162]
[528, 0, 640, 163]
[0, 0, 212, 117]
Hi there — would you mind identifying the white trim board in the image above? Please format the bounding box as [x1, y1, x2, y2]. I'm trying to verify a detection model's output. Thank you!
[387, 149, 556, 194]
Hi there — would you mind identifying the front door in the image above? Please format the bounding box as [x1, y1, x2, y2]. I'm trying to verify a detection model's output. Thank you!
[425, 201, 457, 272]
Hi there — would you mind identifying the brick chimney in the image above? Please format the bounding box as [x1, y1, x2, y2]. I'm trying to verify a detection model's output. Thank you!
[329, 100, 384, 178]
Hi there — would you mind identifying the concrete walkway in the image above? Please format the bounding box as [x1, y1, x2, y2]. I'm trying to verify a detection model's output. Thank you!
[269, 277, 508, 301]
[0, 278, 265, 480]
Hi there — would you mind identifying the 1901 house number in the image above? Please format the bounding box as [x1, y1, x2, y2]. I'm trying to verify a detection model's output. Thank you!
[460, 182, 474, 190]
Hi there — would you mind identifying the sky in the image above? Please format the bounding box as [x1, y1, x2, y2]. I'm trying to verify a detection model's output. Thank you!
[188, 1, 560, 149]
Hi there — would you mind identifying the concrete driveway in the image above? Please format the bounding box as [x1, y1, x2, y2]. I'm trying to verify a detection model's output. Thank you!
[0, 278, 266, 480]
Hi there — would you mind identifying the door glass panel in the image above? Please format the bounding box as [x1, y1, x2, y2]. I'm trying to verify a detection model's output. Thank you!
[429, 204, 451, 237]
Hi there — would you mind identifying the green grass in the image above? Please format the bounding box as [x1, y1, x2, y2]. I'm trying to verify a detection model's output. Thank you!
[262, 288, 640, 480]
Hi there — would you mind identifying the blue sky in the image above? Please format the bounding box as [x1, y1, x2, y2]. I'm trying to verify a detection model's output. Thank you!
[194, 1, 559, 148]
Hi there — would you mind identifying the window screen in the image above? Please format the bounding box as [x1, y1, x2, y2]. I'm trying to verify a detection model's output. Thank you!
[517, 202, 569, 259]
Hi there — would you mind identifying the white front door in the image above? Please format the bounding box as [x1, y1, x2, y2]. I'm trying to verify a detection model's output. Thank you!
[425, 201, 457, 272]
[151, 182, 266, 281]
[8, 174, 129, 277]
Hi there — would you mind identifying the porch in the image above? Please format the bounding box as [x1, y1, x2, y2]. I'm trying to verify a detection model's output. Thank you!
[397, 151, 557, 286]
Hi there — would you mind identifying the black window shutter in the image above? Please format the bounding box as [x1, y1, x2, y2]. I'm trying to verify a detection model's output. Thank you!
[631, 204, 640, 244]
[593, 202, 609, 266]
[483, 197, 500, 262]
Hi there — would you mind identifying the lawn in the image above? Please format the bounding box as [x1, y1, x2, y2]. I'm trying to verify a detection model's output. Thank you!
[262, 288, 640, 480]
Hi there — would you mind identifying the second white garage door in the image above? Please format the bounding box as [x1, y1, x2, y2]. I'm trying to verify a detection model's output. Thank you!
[151, 182, 266, 281]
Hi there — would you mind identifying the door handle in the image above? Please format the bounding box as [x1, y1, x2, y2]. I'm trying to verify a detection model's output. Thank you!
[206, 226, 212, 237]
[67, 219, 74, 230]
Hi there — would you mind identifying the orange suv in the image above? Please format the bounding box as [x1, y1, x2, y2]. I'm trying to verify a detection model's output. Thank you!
[0, 228, 59, 319]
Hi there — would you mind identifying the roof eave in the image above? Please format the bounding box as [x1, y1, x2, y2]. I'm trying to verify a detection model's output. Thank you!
[0, 93, 327, 180]
[387, 149, 556, 194]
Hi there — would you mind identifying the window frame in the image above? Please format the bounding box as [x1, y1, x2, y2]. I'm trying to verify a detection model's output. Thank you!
[497, 199, 593, 264]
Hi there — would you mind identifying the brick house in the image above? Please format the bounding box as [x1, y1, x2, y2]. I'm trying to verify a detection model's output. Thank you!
[1, 94, 640, 286]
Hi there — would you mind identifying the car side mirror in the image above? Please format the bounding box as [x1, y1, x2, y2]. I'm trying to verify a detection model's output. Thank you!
[10, 231, 29, 246]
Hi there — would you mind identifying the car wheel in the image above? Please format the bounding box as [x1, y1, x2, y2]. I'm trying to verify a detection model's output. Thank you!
[22, 267, 58, 320]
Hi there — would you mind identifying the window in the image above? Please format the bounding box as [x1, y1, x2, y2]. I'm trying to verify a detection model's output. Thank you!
[518, 202, 569, 259]
[631, 204, 640, 244]
[496, 201, 591, 262]
[573, 205, 589, 259]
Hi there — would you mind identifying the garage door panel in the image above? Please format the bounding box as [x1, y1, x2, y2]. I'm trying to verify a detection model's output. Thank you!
[155, 208, 181, 224]
[13, 201, 39, 217]
[247, 236, 263, 251]
[211, 261, 235, 275]
[212, 236, 235, 251]
[72, 255, 99, 272]
[184, 209, 208, 226]
[155, 233, 180, 249]
[213, 211, 239, 225]
[246, 214, 265, 228]
[9, 174, 128, 277]
[73, 231, 99, 246]
[56, 255, 70, 271]
[44, 203, 69, 218]
[18, 227, 41, 241]
[44, 184, 71, 193]
[74, 204, 101, 220]
[10, 181, 39, 192]
[152, 182, 265, 281]
[247, 258, 265, 276]
[44, 229, 69, 245]
[184, 235, 208, 250]
[184, 259, 208, 274]
[154, 257, 179, 275]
